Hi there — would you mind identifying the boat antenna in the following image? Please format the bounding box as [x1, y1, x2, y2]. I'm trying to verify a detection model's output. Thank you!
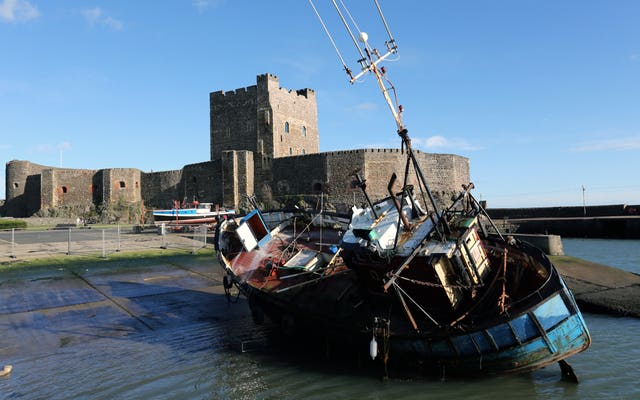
[309, 0, 446, 224]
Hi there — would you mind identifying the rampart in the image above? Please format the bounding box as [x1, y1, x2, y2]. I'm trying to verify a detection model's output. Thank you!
[271, 149, 469, 213]
[4, 73, 470, 218]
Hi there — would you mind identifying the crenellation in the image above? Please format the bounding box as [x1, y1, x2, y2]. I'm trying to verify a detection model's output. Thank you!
[4, 73, 469, 218]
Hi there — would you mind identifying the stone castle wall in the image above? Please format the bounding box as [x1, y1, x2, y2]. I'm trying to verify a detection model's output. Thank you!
[271, 149, 469, 213]
[4, 73, 470, 218]
[5, 160, 47, 216]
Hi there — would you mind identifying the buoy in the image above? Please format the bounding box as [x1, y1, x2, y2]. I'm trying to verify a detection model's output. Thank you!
[0, 365, 12, 377]
[369, 336, 378, 360]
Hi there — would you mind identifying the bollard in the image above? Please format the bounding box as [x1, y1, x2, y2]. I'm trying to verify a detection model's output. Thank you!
[117, 224, 121, 252]
[160, 223, 167, 249]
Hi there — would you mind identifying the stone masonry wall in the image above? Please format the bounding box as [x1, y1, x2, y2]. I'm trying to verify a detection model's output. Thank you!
[41, 168, 95, 209]
[269, 149, 469, 214]
[5, 160, 48, 216]
[210, 85, 258, 161]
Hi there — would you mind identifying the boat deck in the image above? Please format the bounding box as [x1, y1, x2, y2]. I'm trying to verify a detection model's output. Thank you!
[227, 227, 347, 293]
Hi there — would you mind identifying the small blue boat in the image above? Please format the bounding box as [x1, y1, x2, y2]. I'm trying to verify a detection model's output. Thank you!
[153, 202, 234, 224]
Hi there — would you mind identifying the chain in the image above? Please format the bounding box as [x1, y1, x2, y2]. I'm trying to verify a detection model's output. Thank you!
[396, 275, 484, 290]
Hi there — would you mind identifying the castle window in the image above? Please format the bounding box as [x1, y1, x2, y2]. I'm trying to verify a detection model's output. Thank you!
[192, 176, 197, 183]
[289, 147, 293, 155]
[284, 121, 290, 133]
[61, 186, 68, 194]
[280, 135, 283, 142]
[302, 148, 305, 155]
[302, 126, 306, 137]
[119, 181, 126, 189]
[13, 182, 19, 189]
[313, 183, 323, 193]
[135, 181, 140, 188]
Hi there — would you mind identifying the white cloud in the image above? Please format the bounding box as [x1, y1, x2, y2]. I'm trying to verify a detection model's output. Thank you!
[570, 135, 640, 152]
[30, 141, 73, 154]
[81, 7, 101, 26]
[58, 141, 72, 151]
[192, 0, 224, 13]
[103, 16, 123, 31]
[0, 0, 40, 23]
[81, 7, 123, 31]
[413, 135, 482, 152]
[352, 102, 378, 112]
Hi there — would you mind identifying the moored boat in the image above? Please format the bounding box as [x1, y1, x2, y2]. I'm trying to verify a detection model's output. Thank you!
[216, 0, 590, 379]
[153, 201, 234, 224]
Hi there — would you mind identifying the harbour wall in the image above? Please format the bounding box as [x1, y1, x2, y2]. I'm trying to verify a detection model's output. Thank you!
[488, 205, 640, 239]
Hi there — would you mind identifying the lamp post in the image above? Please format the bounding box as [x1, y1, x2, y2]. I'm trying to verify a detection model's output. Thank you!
[582, 185, 586, 217]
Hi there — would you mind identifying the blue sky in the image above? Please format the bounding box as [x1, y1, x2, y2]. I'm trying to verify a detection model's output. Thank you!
[1, 0, 639, 208]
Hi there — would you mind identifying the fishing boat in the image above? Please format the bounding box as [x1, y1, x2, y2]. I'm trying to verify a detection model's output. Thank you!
[153, 201, 234, 224]
[216, 0, 590, 379]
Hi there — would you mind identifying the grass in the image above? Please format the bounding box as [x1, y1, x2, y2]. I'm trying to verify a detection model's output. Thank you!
[0, 219, 28, 229]
[0, 247, 217, 274]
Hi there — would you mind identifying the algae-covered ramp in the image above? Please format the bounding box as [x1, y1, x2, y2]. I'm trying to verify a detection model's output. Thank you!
[0, 253, 247, 361]
[552, 255, 640, 318]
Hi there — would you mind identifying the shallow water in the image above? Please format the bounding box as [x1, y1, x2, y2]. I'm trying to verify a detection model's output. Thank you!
[563, 238, 640, 274]
[1, 239, 638, 399]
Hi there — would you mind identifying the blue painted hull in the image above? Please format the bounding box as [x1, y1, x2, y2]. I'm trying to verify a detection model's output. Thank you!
[389, 287, 591, 375]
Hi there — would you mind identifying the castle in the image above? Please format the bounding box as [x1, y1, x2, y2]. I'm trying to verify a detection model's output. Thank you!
[3, 74, 470, 218]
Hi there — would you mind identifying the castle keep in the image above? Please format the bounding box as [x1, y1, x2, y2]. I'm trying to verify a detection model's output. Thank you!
[4, 74, 469, 218]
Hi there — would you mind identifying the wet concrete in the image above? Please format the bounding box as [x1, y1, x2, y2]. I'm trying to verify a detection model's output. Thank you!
[0, 253, 258, 364]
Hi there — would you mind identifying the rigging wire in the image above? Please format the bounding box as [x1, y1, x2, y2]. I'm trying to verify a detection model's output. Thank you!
[330, 0, 367, 61]
[373, 0, 396, 45]
[308, 0, 350, 74]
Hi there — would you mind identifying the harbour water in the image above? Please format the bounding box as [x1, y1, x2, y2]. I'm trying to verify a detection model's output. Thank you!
[1, 239, 638, 399]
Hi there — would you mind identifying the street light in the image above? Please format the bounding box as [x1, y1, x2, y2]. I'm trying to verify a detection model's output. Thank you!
[582, 185, 586, 217]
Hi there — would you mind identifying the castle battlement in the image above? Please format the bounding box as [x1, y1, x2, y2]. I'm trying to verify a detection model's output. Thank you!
[4, 73, 469, 218]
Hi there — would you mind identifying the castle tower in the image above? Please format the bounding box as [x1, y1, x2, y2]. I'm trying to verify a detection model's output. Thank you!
[210, 74, 319, 161]
[210, 73, 319, 205]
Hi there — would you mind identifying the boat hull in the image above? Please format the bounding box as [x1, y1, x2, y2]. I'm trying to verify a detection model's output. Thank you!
[217, 210, 591, 377]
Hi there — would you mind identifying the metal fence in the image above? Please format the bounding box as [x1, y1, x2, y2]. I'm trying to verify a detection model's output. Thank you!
[0, 223, 211, 262]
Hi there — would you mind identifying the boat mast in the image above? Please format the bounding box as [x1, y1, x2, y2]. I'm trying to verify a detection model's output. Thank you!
[309, 0, 445, 222]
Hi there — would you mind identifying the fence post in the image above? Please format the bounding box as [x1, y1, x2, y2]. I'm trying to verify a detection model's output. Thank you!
[160, 223, 167, 249]
[192, 226, 197, 254]
[10, 228, 16, 259]
[67, 228, 71, 255]
[203, 224, 207, 250]
[117, 224, 121, 252]
[102, 229, 106, 258]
